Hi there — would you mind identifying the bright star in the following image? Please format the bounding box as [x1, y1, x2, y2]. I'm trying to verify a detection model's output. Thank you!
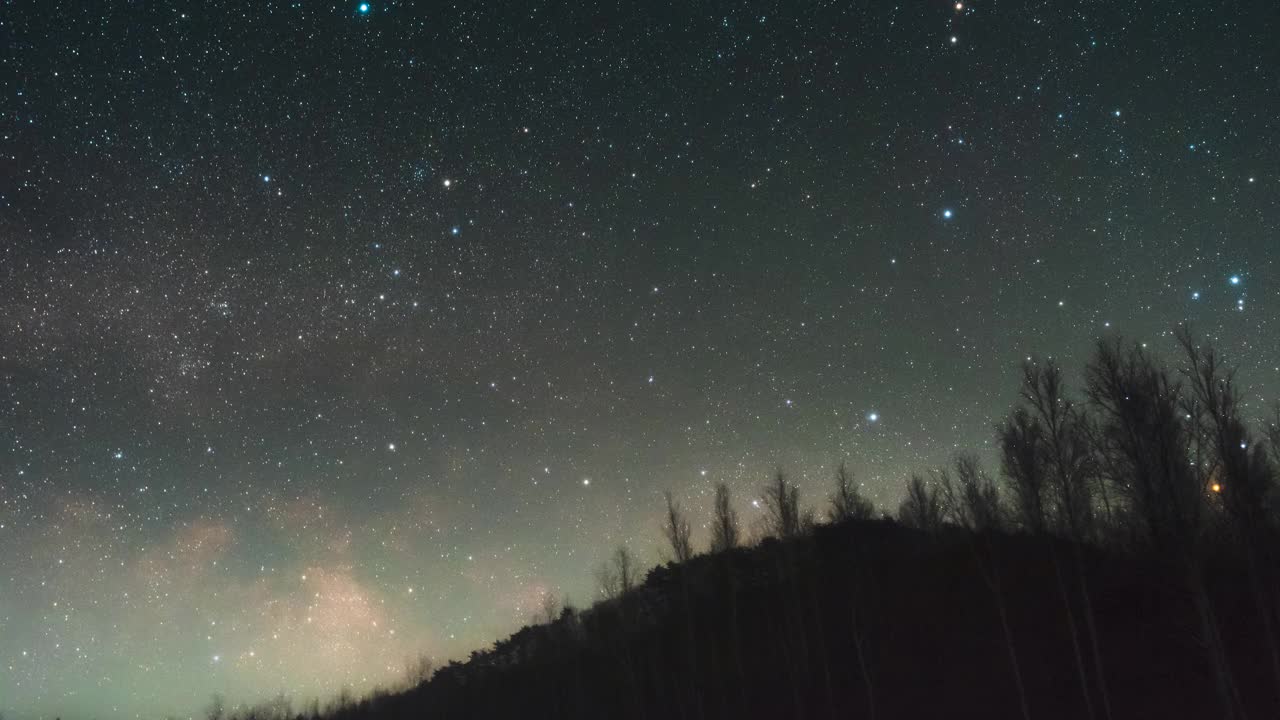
[868, 412, 879, 422]
[942, 209, 953, 219]
[1192, 291, 1200, 300]
[451, 226, 460, 235]
[358, 3, 370, 13]
[388, 443, 396, 451]
[262, 175, 271, 183]
[442, 178, 452, 188]
[950, 36, 958, 44]
[1229, 275, 1241, 285]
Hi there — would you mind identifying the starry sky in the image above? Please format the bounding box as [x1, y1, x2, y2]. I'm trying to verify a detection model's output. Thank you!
[2, 1, 1277, 718]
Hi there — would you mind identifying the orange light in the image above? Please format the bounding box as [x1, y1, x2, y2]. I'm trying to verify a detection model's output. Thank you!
[955, 2, 964, 9]
[1211, 483, 1222, 493]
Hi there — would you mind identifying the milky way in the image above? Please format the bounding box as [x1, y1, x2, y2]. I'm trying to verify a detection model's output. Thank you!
[2, 2, 1277, 718]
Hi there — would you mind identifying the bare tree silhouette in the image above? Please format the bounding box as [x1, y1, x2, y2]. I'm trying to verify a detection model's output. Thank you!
[1020, 360, 1098, 540]
[662, 490, 694, 563]
[999, 407, 1049, 534]
[1086, 337, 1240, 719]
[829, 462, 875, 523]
[942, 454, 1003, 532]
[710, 482, 740, 552]
[538, 590, 562, 625]
[762, 470, 801, 539]
[1177, 326, 1280, 708]
[1014, 358, 1110, 720]
[897, 473, 944, 533]
[596, 544, 638, 600]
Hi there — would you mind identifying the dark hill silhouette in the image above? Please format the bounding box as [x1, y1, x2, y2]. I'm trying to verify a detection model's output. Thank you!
[298, 518, 1275, 720]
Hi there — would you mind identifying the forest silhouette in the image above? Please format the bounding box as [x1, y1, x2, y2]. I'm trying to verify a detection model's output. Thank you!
[204, 328, 1280, 719]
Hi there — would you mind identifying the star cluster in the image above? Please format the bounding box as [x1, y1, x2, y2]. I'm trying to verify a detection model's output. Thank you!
[1, 2, 1277, 718]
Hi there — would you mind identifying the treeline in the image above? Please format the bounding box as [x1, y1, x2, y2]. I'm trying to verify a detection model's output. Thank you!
[212, 328, 1280, 719]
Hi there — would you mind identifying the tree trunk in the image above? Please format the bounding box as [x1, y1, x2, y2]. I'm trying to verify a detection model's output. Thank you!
[851, 599, 877, 720]
[974, 536, 1032, 720]
[1071, 544, 1113, 720]
[1048, 538, 1097, 720]
[1190, 568, 1240, 720]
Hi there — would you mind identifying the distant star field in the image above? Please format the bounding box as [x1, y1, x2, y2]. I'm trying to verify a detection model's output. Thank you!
[1, 2, 1277, 718]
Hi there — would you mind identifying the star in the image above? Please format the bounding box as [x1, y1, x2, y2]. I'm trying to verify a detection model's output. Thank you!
[942, 208, 954, 219]
[358, 3, 370, 13]
[868, 412, 879, 422]
[1229, 275, 1241, 285]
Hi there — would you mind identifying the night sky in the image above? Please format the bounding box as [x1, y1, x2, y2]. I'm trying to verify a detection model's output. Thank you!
[2, 1, 1277, 718]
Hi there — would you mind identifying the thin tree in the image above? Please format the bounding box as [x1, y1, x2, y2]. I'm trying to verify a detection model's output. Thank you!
[1085, 339, 1204, 554]
[830, 462, 875, 522]
[662, 490, 695, 563]
[596, 544, 638, 600]
[538, 591, 562, 625]
[1086, 337, 1240, 719]
[897, 473, 944, 533]
[754, 471, 809, 715]
[830, 469, 880, 717]
[943, 454, 1004, 532]
[710, 482, 740, 552]
[1016, 358, 1110, 720]
[1177, 326, 1280, 708]
[763, 470, 802, 539]
[999, 408, 1049, 534]
[1021, 361, 1098, 539]
[943, 455, 1030, 720]
[707, 481, 748, 714]
[659, 489, 703, 719]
